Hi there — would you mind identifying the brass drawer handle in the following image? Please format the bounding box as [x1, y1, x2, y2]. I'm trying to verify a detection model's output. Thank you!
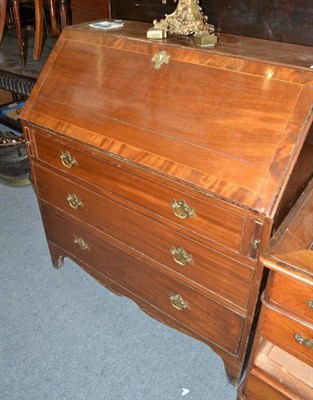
[74, 237, 90, 251]
[171, 199, 196, 220]
[169, 293, 189, 311]
[294, 333, 313, 349]
[67, 193, 84, 209]
[307, 299, 313, 309]
[60, 151, 78, 168]
[170, 246, 194, 266]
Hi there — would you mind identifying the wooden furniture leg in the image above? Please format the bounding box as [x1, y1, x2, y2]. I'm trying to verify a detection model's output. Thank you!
[33, 0, 43, 60]
[12, 0, 26, 66]
[48, 0, 60, 36]
[59, 0, 70, 30]
[0, 0, 7, 42]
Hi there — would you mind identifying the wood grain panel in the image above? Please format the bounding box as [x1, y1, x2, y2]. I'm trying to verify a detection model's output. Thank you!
[40, 205, 244, 355]
[71, 0, 109, 25]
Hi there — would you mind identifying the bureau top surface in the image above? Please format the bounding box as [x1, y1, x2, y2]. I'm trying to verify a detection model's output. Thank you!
[22, 21, 313, 216]
[261, 179, 313, 284]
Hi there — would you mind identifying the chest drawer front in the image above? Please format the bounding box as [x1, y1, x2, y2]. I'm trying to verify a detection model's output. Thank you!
[268, 272, 313, 321]
[40, 205, 244, 355]
[262, 303, 313, 367]
[32, 129, 246, 254]
[34, 163, 253, 309]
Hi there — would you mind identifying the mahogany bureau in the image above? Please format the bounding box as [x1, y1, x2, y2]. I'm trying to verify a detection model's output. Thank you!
[21, 21, 313, 385]
[238, 180, 313, 399]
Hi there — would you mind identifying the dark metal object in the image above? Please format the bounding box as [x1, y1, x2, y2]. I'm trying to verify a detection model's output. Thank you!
[0, 131, 30, 185]
[0, 71, 36, 97]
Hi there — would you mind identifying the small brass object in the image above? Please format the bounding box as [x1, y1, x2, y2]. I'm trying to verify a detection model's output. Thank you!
[152, 50, 170, 69]
[67, 193, 84, 209]
[193, 31, 218, 47]
[294, 333, 313, 349]
[170, 246, 194, 266]
[74, 237, 90, 251]
[147, 27, 167, 39]
[171, 199, 196, 220]
[307, 299, 313, 309]
[250, 239, 260, 251]
[169, 293, 189, 311]
[60, 151, 77, 168]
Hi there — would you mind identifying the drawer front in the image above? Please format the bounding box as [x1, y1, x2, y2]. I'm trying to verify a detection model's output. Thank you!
[34, 163, 253, 309]
[269, 272, 313, 321]
[32, 129, 246, 253]
[41, 205, 244, 355]
[262, 304, 313, 367]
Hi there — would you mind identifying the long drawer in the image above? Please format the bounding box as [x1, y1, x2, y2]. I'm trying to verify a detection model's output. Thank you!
[34, 163, 254, 310]
[40, 205, 245, 355]
[32, 128, 247, 254]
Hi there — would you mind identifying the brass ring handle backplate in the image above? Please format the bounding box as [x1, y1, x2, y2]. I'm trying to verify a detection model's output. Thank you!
[169, 293, 189, 311]
[60, 150, 78, 168]
[170, 246, 194, 266]
[74, 237, 90, 251]
[294, 333, 313, 349]
[171, 199, 196, 220]
[67, 193, 84, 209]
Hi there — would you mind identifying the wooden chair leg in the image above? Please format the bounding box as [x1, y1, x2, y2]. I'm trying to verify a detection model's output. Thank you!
[48, 0, 60, 36]
[0, 0, 7, 43]
[12, 0, 25, 67]
[33, 0, 44, 60]
[59, 0, 70, 30]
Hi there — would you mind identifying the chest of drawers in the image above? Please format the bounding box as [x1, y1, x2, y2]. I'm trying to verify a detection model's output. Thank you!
[238, 180, 313, 399]
[21, 21, 313, 385]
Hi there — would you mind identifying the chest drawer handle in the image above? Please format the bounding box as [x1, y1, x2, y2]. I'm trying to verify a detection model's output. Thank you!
[171, 199, 196, 220]
[74, 237, 90, 251]
[169, 293, 189, 311]
[170, 246, 194, 266]
[60, 151, 78, 168]
[294, 333, 313, 349]
[307, 299, 313, 309]
[67, 193, 84, 209]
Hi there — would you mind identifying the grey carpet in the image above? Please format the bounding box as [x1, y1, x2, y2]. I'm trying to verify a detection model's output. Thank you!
[0, 183, 237, 400]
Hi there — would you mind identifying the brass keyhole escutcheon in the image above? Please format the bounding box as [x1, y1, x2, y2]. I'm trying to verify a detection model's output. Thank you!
[67, 193, 84, 210]
[171, 199, 196, 220]
[151, 50, 170, 69]
[73, 237, 90, 251]
[307, 299, 313, 309]
[170, 246, 194, 266]
[60, 151, 78, 168]
[169, 293, 189, 311]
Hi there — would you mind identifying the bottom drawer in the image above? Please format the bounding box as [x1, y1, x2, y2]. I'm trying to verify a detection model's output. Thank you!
[40, 205, 244, 355]
[241, 368, 302, 400]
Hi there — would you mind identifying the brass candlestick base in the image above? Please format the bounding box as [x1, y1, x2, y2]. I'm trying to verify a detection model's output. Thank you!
[147, 0, 218, 47]
[153, 0, 207, 36]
